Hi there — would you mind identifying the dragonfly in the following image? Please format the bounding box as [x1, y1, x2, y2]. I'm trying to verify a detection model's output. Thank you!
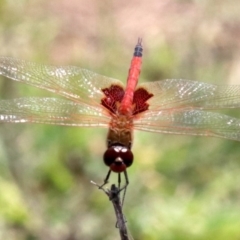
[1, 39, 240, 192]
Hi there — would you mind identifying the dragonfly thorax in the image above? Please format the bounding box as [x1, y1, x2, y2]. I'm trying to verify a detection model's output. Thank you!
[107, 114, 133, 148]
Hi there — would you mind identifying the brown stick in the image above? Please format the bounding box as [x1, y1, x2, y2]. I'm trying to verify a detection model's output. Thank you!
[91, 181, 131, 240]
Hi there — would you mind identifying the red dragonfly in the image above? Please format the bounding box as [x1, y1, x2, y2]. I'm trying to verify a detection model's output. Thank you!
[1, 39, 240, 189]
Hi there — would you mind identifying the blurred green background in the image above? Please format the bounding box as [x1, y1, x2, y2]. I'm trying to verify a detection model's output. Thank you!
[1, 0, 240, 239]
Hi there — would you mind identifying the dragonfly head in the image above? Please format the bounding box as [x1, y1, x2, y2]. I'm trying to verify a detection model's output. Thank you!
[103, 145, 133, 173]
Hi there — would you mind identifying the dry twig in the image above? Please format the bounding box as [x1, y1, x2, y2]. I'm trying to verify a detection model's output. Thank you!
[91, 181, 131, 240]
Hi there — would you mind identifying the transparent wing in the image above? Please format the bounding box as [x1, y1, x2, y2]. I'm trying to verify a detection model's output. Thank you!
[134, 109, 240, 141]
[0, 57, 124, 108]
[139, 79, 240, 110]
[0, 97, 110, 127]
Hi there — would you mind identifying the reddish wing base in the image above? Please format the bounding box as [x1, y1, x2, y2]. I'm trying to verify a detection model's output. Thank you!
[101, 85, 125, 113]
[101, 84, 153, 115]
[132, 88, 153, 115]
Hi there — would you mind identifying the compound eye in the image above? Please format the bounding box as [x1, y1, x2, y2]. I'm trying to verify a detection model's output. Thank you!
[120, 147, 133, 167]
[103, 146, 134, 168]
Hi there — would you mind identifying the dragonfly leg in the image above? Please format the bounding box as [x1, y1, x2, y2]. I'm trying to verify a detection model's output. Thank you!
[121, 170, 129, 206]
[118, 172, 121, 189]
[119, 170, 129, 191]
[116, 170, 129, 206]
[98, 169, 112, 189]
